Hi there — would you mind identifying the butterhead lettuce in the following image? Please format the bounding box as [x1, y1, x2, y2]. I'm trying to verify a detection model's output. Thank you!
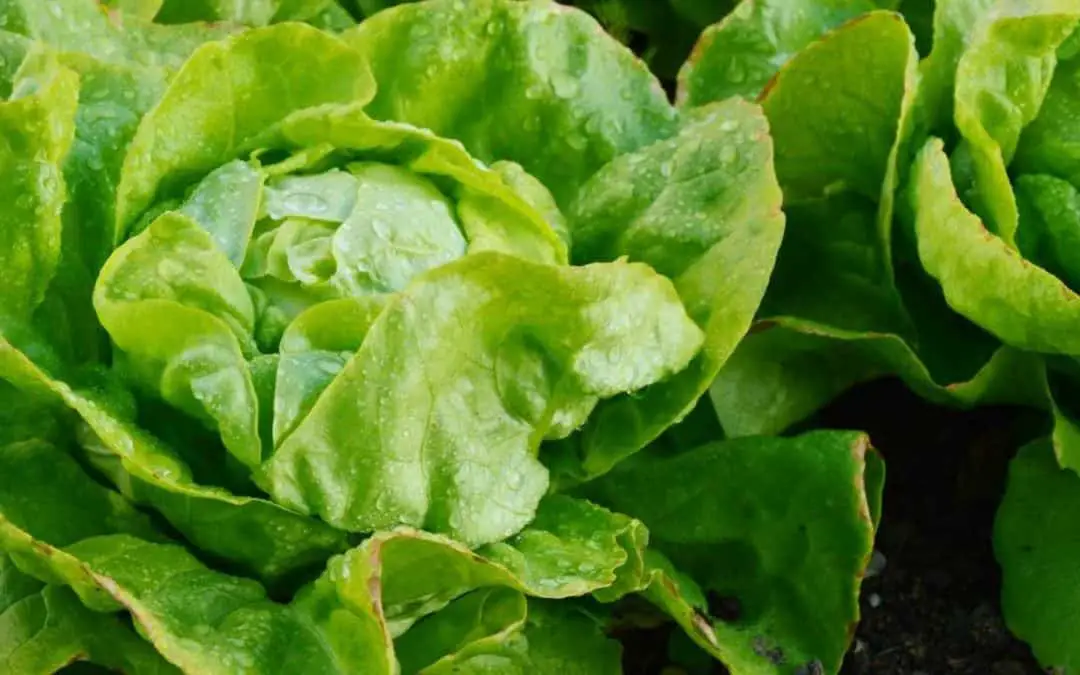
[0, 1, 863, 673]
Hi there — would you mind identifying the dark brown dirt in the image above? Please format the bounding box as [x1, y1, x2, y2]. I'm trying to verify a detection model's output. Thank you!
[813, 379, 1050, 675]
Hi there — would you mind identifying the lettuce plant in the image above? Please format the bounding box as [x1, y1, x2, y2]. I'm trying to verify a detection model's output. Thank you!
[14, 0, 1080, 671]
[0, 0, 887, 673]
[679, 0, 1080, 670]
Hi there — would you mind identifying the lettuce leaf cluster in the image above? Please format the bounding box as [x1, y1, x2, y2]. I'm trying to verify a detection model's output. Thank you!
[15, 0, 1080, 672]
[0, 1, 885, 674]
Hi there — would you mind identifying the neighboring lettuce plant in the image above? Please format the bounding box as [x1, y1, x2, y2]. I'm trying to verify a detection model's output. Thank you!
[681, 0, 1080, 670]
[0, 0, 887, 674]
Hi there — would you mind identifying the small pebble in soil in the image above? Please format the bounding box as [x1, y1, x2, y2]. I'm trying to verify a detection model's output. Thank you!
[865, 550, 887, 578]
[868, 593, 882, 609]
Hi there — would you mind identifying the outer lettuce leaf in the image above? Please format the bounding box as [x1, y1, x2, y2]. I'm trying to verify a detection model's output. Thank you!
[0, 0, 236, 69]
[551, 98, 783, 480]
[100, 0, 165, 20]
[0, 50, 76, 321]
[0, 555, 179, 675]
[336, 496, 647, 631]
[587, 431, 884, 675]
[260, 252, 703, 546]
[711, 318, 1043, 436]
[994, 439, 1080, 670]
[0, 332, 348, 583]
[95, 211, 263, 467]
[0, 440, 397, 675]
[759, 11, 917, 223]
[403, 599, 622, 674]
[677, 0, 888, 107]
[2, 437, 646, 675]
[115, 22, 376, 233]
[344, 0, 678, 206]
[154, 0, 334, 25]
[1, 0, 239, 363]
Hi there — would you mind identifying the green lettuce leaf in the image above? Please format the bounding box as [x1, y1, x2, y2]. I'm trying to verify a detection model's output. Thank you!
[154, 0, 335, 25]
[2, 434, 647, 674]
[261, 252, 703, 546]
[946, 1, 1078, 242]
[0, 439, 399, 675]
[0, 49, 76, 321]
[587, 431, 884, 674]
[994, 439, 1080, 671]
[1014, 49, 1080, 184]
[551, 97, 784, 480]
[677, 0, 889, 107]
[0, 0, 239, 363]
[0, 332, 348, 583]
[404, 599, 622, 674]
[344, 0, 678, 206]
[0, 555, 179, 675]
[912, 137, 1080, 354]
[695, 11, 930, 436]
[115, 22, 376, 233]
[710, 318, 1044, 436]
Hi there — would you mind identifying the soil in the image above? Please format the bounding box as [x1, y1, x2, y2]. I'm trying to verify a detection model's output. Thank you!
[813, 379, 1049, 675]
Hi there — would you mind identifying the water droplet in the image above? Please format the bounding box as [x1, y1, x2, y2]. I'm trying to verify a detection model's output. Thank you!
[525, 82, 546, 100]
[725, 58, 746, 84]
[371, 218, 391, 240]
[720, 119, 738, 132]
[720, 145, 737, 163]
[550, 72, 580, 98]
[49, 4, 62, 17]
[566, 133, 587, 151]
[156, 258, 187, 279]
[282, 192, 329, 216]
[659, 162, 673, 178]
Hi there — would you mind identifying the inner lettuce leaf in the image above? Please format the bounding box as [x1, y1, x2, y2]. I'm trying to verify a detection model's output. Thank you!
[260, 253, 703, 546]
[343, 0, 679, 208]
